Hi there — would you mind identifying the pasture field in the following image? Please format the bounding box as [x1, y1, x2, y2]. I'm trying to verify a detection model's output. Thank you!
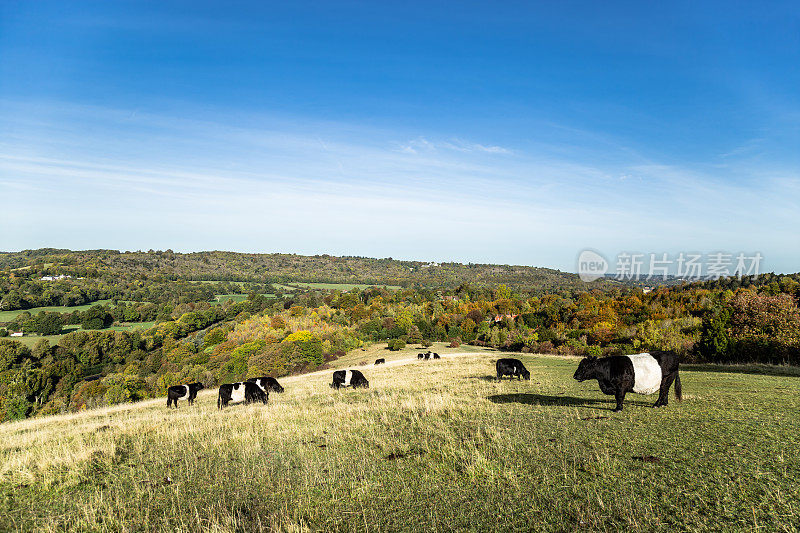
[1, 326, 81, 348]
[1, 347, 799, 532]
[290, 282, 402, 291]
[212, 293, 249, 304]
[212, 294, 275, 304]
[4, 322, 157, 348]
[0, 299, 112, 322]
[270, 283, 297, 291]
[107, 321, 157, 332]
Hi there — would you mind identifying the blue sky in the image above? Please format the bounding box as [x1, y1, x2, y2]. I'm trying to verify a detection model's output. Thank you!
[1, 1, 798, 273]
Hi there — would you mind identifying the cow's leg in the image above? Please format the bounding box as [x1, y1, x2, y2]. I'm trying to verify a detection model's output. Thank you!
[654, 373, 676, 407]
[497, 371, 502, 382]
[613, 389, 626, 412]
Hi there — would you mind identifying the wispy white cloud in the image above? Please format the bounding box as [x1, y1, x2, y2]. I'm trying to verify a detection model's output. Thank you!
[396, 136, 511, 155]
[0, 100, 797, 271]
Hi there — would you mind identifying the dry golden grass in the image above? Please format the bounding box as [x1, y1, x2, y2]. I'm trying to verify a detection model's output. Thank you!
[2, 344, 799, 532]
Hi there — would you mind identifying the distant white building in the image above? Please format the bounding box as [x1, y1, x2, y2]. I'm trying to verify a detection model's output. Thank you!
[420, 262, 440, 268]
[10, 331, 23, 337]
[40, 275, 71, 281]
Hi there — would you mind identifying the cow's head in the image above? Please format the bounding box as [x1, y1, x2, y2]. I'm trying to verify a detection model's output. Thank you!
[521, 368, 531, 380]
[193, 383, 205, 391]
[573, 356, 599, 382]
[271, 383, 285, 393]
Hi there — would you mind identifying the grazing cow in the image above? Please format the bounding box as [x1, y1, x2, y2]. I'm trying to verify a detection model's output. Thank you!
[217, 382, 268, 409]
[330, 369, 369, 389]
[417, 353, 424, 359]
[573, 352, 682, 412]
[424, 352, 431, 360]
[496, 358, 531, 381]
[246, 376, 285, 393]
[432, 353, 440, 359]
[375, 358, 386, 365]
[166, 382, 204, 408]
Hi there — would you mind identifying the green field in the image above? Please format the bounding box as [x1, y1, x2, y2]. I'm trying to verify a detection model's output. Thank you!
[0, 300, 112, 323]
[107, 321, 157, 332]
[211, 294, 276, 304]
[291, 282, 402, 291]
[4, 321, 157, 347]
[271, 283, 298, 291]
[194, 280, 249, 285]
[1, 345, 798, 532]
[211, 293, 248, 304]
[266, 281, 399, 292]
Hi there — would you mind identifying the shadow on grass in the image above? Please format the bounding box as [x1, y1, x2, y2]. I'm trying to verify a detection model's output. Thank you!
[683, 364, 800, 378]
[488, 393, 653, 409]
[470, 375, 535, 382]
[472, 375, 506, 382]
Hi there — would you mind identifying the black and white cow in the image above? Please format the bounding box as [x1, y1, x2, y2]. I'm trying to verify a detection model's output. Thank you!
[330, 369, 369, 389]
[246, 376, 285, 393]
[217, 381, 268, 409]
[417, 353, 425, 360]
[496, 358, 530, 381]
[166, 382, 204, 408]
[572, 352, 682, 412]
[424, 352, 431, 360]
[375, 358, 386, 365]
[432, 353, 440, 359]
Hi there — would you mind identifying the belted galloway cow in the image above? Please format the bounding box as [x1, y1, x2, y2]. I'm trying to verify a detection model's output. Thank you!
[247, 376, 284, 393]
[573, 352, 682, 412]
[218, 382, 268, 409]
[330, 369, 369, 389]
[496, 358, 530, 381]
[166, 382, 204, 408]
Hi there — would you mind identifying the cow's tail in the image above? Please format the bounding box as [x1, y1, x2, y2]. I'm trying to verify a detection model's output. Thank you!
[674, 373, 682, 401]
[217, 394, 221, 410]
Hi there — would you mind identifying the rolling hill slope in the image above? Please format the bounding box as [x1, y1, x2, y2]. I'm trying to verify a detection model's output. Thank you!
[2, 344, 799, 532]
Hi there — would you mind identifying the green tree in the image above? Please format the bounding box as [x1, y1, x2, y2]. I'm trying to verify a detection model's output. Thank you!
[32, 312, 63, 336]
[388, 338, 406, 351]
[698, 308, 731, 362]
[81, 305, 113, 330]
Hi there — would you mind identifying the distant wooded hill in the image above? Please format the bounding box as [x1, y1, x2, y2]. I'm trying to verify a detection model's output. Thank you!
[1, 248, 636, 293]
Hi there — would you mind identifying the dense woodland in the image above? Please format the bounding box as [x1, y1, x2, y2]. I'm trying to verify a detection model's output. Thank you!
[0, 248, 659, 299]
[0, 249, 798, 422]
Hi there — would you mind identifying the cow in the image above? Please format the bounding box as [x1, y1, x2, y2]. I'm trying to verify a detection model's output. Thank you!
[375, 358, 386, 365]
[217, 381, 269, 409]
[330, 369, 369, 389]
[432, 353, 440, 359]
[572, 352, 682, 412]
[166, 382, 204, 408]
[418, 353, 425, 359]
[496, 358, 530, 381]
[246, 376, 285, 393]
[424, 352, 431, 360]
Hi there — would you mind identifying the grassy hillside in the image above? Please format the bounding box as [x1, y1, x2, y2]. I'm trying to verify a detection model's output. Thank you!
[1, 345, 798, 532]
